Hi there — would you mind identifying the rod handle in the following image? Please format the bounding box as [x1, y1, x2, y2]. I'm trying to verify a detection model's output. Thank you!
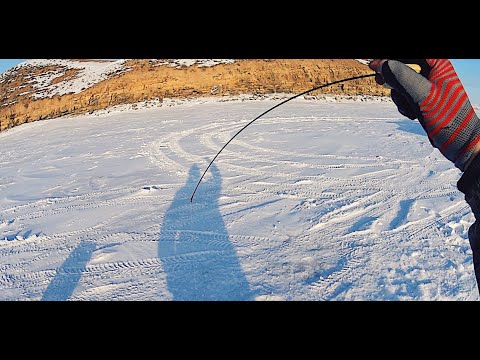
[383, 63, 422, 89]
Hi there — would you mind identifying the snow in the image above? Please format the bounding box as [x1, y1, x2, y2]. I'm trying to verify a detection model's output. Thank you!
[79, 93, 393, 118]
[0, 98, 478, 300]
[13, 59, 128, 99]
[355, 59, 372, 65]
[153, 59, 236, 68]
[0, 59, 233, 99]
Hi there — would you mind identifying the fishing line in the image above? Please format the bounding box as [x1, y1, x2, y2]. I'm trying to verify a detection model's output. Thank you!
[190, 73, 376, 202]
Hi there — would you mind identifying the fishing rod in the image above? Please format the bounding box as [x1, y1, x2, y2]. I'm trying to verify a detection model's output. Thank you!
[190, 73, 376, 202]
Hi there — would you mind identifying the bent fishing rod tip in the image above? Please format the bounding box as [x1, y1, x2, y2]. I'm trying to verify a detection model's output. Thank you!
[190, 72, 379, 203]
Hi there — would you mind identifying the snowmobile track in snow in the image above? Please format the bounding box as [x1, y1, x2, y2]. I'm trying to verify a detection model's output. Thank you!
[0, 100, 477, 300]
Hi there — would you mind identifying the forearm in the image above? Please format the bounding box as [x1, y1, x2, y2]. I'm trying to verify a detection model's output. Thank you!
[457, 149, 480, 292]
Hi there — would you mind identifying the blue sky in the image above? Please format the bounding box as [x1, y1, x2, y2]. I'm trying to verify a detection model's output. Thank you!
[450, 59, 480, 105]
[0, 59, 26, 74]
[1, 59, 480, 104]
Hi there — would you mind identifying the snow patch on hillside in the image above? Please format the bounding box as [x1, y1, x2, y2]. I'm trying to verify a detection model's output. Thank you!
[355, 59, 372, 65]
[14, 59, 128, 99]
[153, 59, 236, 68]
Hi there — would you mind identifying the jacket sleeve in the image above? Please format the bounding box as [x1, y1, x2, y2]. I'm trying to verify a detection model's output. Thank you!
[457, 153, 480, 293]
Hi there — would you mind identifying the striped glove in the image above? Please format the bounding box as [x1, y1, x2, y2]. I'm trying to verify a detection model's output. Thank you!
[372, 59, 480, 172]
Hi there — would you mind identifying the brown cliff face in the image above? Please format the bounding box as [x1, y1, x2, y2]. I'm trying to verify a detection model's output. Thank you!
[0, 59, 388, 131]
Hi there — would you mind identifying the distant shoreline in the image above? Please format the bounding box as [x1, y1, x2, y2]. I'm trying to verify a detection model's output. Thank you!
[72, 93, 394, 118]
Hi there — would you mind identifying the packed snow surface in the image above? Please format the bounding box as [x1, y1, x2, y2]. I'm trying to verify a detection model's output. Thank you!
[0, 98, 478, 300]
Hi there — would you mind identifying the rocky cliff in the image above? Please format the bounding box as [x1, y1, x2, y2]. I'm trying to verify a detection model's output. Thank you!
[0, 59, 388, 131]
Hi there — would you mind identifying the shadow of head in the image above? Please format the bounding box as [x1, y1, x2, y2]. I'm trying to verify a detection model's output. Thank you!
[186, 163, 222, 201]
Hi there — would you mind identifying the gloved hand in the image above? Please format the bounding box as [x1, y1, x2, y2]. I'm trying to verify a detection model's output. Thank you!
[369, 59, 480, 172]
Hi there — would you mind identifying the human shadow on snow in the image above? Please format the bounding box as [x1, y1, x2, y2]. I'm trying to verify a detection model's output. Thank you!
[41, 241, 96, 301]
[388, 119, 427, 137]
[158, 164, 253, 300]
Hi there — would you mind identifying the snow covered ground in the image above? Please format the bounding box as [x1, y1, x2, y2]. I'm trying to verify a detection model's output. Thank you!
[0, 98, 478, 300]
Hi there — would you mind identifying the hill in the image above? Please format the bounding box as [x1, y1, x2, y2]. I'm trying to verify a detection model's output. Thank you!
[0, 59, 388, 131]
